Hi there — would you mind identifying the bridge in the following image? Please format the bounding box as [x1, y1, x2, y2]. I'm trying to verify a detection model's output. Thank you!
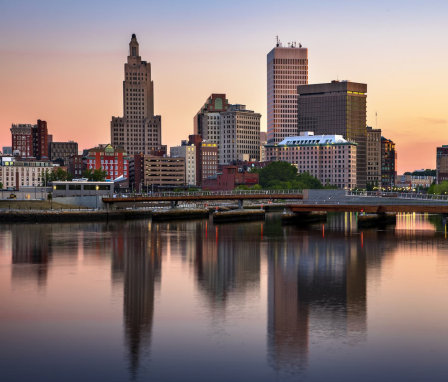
[103, 189, 303, 208]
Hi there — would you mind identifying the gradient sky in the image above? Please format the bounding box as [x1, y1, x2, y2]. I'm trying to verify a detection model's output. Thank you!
[0, 0, 447, 173]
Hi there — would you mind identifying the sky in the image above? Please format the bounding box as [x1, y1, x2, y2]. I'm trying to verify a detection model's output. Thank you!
[0, 0, 447, 173]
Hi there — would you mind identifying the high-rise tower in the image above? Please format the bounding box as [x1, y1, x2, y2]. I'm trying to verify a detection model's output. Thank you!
[267, 39, 308, 144]
[111, 34, 162, 155]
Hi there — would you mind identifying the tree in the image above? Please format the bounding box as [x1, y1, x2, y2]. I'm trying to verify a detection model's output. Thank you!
[257, 161, 324, 190]
[0, 182, 3, 190]
[428, 181, 448, 195]
[42, 168, 72, 185]
[82, 168, 107, 181]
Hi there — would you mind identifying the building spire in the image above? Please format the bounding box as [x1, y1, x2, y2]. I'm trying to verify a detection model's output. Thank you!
[129, 34, 139, 58]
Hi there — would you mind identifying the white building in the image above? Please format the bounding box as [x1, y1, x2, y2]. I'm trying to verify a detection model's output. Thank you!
[170, 143, 197, 186]
[0, 157, 54, 189]
[265, 132, 357, 189]
[267, 39, 308, 144]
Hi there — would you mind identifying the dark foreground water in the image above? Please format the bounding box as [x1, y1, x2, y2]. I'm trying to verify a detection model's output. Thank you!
[1, 213, 448, 382]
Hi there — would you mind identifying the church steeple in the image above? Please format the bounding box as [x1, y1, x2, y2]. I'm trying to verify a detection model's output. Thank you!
[129, 34, 139, 58]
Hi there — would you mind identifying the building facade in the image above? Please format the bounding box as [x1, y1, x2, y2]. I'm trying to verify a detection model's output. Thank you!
[267, 40, 308, 144]
[297, 81, 367, 188]
[170, 143, 197, 186]
[366, 126, 382, 188]
[381, 137, 397, 190]
[68, 155, 86, 179]
[260, 132, 267, 162]
[11, 124, 33, 158]
[111, 34, 162, 155]
[188, 135, 218, 186]
[202, 165, 259, 191]
[11, 120, 49, 159]
[86, 144, 130, 181]
[194, 94, 261, 165]
[436, 146, 448, 184]
[0, 157, 53, 189]
[265, 132, 357, 189]
[49, 141, 78, 166]
[130, 155, 185, 190]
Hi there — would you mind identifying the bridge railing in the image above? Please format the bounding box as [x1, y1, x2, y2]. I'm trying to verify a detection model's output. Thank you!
[347, 190, 448, 201]
[114, 189, 303, 198]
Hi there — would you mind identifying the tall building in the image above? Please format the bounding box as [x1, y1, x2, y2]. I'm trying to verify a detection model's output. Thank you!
[297, 81, 367, 188]
[260, 132, 267, 162]
[170, 142, 197, 186]
[111, 34, 162, 155]
[366, 126, 382, 188]
[267, 40, 308, 144]
[436, 146, 448, 184]
[32, 120, 49, 159]
[195, 94, 261, 164]
[381, 136, 397, 190]
[265, 132, 357, 189]
[188, 135, 218, 186]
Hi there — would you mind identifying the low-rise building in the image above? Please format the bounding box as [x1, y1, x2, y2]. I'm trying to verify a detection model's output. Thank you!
[202, 166, 259, 191]
[49, 141, 78, 166]
[130, 155, 185, 191]
[188, 135, 218, 186]
[0, 157, 53, 189]
[265, 132, 357, 189]
[68, 155, 87, 179]
[85, 144, 130, 181]
[436, 146, 448, 184]
[395, 174, 435, 190]
[51, 180, 114, 197]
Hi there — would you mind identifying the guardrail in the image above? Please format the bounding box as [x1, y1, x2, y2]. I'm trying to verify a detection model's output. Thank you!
[115, 189, 303, 198]
[347, 190, 448, 201]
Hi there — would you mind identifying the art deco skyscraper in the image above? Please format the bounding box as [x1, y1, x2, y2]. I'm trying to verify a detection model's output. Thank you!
[111, 34, 162, 155]
[267, 40, 308, 144]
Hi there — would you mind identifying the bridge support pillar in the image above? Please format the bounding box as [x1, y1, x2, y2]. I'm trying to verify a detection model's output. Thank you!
[238, 199, 243, 209]
[171, 200, 178, 209]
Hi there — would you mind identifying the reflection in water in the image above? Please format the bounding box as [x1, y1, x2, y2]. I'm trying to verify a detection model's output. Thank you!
[112, 221, 161, 379]
[194, 222, 261, 310]
[267, 225, 397, 375]
[4, 213, 448, 381]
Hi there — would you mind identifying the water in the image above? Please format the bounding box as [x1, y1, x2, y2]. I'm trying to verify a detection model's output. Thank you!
[1, 213, 448, 381]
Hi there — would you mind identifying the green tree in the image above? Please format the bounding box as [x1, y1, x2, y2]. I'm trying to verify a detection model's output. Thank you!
[0, 182, 3, 190]
[82, 168, 107, 181]
[428, 181, 448, 195]
[256, 161, 324, 190]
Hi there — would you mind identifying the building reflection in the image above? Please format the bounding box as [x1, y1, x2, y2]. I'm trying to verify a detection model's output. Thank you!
[194, 221, 261, 310]
[111, 221, 161, 379]
[11, 224, 52, 288]
[267, 227, 383, 374]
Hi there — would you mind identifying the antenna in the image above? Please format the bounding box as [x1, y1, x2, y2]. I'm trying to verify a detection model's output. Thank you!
[376, 111, 378, 129]
[275, 35, 280, 47]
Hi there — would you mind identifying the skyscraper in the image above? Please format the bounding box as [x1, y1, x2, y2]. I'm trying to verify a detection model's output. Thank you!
[111, 34, 162, 155]
[297, 81, 368, 188]
[267, 39, 308, 144]
[381, 136, 397, 190]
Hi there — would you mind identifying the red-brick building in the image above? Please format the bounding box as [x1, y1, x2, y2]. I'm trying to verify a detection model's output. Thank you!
[86, 144, 130, 180]
[202, 166, 259, 191]
[11, 120, 49, 159]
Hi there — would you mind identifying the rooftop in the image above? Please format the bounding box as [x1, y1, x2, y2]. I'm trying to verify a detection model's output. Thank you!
[273, 134, 355, 146]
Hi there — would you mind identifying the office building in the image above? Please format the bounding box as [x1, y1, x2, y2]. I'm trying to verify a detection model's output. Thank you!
[130, 155, 185, 190]
[381, 136, 397, 190]
[297, 81, 367, 188]
[49, 141, 78, 166]
[188, 135, 218, 186]
[111, 34, 162, 155]
[267, 39, 308, 144]
[170, 142, 197, 186]
[195, 94, 261, 164]
[265, 132, 357, 189]
[86, 144, 130, 181]
[260, 132, 267, 162]
[366, 126, 382, 188]
[68, 155, 86, 179]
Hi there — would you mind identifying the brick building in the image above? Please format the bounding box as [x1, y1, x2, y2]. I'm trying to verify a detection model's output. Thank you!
[202, 166, 259, 191]
[85, 145, 130, 181]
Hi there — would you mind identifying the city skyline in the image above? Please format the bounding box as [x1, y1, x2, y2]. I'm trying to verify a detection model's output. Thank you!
[1, 0, 447, 173]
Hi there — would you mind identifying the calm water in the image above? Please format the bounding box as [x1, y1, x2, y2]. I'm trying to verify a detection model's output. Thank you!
[1, 213, 448, 381]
